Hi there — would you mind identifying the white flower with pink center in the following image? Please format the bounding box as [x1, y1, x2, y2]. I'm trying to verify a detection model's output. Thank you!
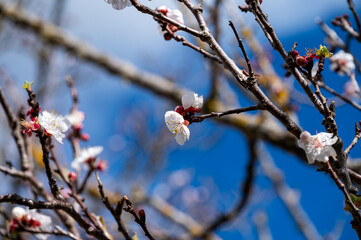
[182, 92, 203, 112]
[330, 50, 355, 76]
[10, 207, 52, 239]
[38, 111, 71, 144]
[66, 110, 85, 129]
[104, 0, 131, 10]
[298, 131, 338, 164]
[164, 111, 190, 145]
[71, 146, 104, 171]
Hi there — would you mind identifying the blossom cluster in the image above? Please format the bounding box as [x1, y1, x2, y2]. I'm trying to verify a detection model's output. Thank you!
[164, 92, 203, 145]
[298, 131, 338, 164]
[9, 207, 52, 240]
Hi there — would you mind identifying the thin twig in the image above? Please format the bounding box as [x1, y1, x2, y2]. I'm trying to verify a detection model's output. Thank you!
[190, 104, 263, 123]
[229, 20, 254, 77]
[95, 171, 132, 240]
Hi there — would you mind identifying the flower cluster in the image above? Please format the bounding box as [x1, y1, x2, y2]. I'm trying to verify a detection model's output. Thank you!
[164, 92, 203, 145]
[104, 0, 131, 10]
[298, 131, 338, 164]
[20, 118, 39, 137]
[9, 207, 52, 240]
[71, 146, 105, 171]
[38, 111, 71, 144]
[290, 49, 319, 68]
[330, 50, 355, 76]
[156, 5, 184, 41]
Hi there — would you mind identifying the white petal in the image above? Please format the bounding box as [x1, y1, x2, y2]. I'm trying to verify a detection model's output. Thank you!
[175, 125, 190, 145]
[182, 92, 196, 110]
[164, 111, 184, 132]
[12, 207, 26, 218]
[167, 9, 184, 24]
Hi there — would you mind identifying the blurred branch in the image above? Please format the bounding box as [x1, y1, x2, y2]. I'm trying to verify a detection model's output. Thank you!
[259, 145, 322, 240]
[253, 211, 273, 240]
[196, 137, 257, 239]
[0, 193, 111, 240]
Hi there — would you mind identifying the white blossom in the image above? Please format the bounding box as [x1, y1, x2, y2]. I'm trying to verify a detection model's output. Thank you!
[66, 110, 85, 128]
[71, 146, 104, 171]
[11, 207, 52, 240]
[164, 111, 190, 145]
[182, 92, 203, 111]
[156, 6, 184, 35]
[167, 9, 184, 25]
[330, 50, 355, 76]
[104, 0, 131, 10]
[38, 111, 71, 144]
[298, 131, 338, 164]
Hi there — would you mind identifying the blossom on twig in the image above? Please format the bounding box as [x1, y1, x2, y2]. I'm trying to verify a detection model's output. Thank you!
[104, 0, 131, 10]
[298, 131, 338, 164]
[71, 146, 104, 171]
[20, 118, 40, 137]
[181, 92, 203, 113]
[156, 5, 184, 40]
[66, 110, 85, 130]
[164, 111, 190, 145]
[330, 50, 355, 76]
[38, 111, 71, 144]
[9, 207, 52, 240]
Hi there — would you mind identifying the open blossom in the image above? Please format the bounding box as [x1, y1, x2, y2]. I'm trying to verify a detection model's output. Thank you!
[298, 131, 338, 164]
[182, 92, 203, 113]
[66, 110, 85, 129]
[164, 111, 190, 145]
[330, 50, 355, 76]
[71, 146, 104, 171]
[38, 111, 71, 144]
[10, 207, 52, 240]
[20, 118, 40, 137]
[104, 0, 131, 10]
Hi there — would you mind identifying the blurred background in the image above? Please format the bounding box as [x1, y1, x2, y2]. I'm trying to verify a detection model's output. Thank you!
[0, 0, 360, 239]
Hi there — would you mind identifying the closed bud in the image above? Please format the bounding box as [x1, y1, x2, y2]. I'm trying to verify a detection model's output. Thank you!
[138, 209, 146, 224]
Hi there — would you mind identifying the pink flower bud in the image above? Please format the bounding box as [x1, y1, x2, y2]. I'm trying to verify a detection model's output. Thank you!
[290, 50, 299, 58]
[68, 172, 77, 182]
[97, 160, 108, 172]
[183, 120, 190, 127]
[295, 56, 308, 67]
[81, 133, 90, 141]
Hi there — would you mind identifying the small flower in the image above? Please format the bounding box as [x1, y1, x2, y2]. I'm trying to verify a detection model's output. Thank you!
[104, 0, 131, 10]
[298, 131, 338, 164]
[330, 50, 355, 76]
[182, 92, 203, 113]
[156, 6, 184, 40]
[164, 111, 190, 145]
[71, 146, 104, 171]
[343, 78, 360, 99]
[9, 207, 52, 239]
[66, 110, 85, 129]
[38, 111, 71, 144]
[20, 118, 40, 137]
